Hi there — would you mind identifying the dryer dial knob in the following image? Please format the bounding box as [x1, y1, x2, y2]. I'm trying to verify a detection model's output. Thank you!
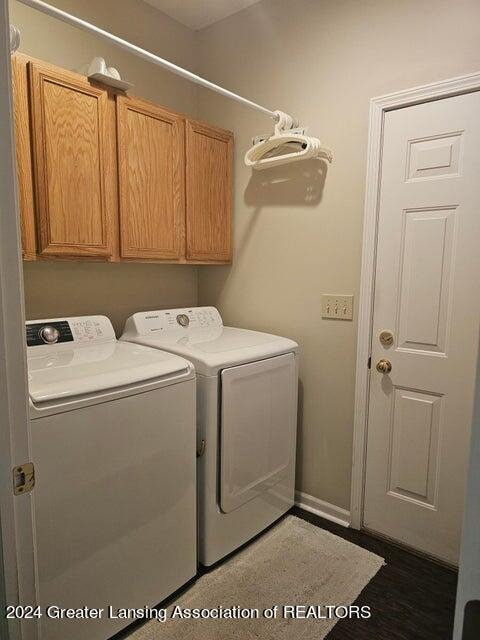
[39, 325, 60, 344]
[176, 314, 190, 327]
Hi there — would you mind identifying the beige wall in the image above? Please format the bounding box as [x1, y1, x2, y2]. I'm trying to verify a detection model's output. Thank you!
[10, 0, 199, 335]
[196, 0, 480, 509]
[22, 261, 197, 336]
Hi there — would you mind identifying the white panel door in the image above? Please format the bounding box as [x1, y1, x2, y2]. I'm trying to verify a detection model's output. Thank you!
[220, 353, 296, 513]
[364, 91, 480, 564]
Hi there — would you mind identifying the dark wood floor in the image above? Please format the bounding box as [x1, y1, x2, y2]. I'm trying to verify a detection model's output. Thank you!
[292, 506, 458, 640]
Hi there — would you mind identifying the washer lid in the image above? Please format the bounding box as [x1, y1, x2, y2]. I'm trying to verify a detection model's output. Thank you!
[122, 326, 298, 376]
[28, 341, 193, 404]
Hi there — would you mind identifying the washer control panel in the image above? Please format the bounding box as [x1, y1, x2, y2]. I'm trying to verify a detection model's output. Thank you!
[130, 307, 223, 335]
[26, 320, 73, 347]
[26, 316, 115, 347]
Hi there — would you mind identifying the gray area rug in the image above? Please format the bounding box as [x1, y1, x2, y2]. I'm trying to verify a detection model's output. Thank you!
[126, 515, 384, 640]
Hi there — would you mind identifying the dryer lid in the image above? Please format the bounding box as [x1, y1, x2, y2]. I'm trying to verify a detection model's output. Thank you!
[122, 309, 298, 376]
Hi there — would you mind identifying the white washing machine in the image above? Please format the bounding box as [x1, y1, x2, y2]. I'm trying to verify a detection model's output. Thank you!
[27, 315, 196, 640]
[121, 307, 298, 566]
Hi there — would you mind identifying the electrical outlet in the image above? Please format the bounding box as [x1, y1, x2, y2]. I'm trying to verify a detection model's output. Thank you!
[321, 294, 353, 320]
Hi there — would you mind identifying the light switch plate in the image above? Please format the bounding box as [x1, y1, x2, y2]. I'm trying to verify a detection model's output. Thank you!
[321, 294, 354, 320]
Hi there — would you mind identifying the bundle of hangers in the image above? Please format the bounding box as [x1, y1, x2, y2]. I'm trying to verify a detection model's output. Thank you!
[244, 110, 333, 170]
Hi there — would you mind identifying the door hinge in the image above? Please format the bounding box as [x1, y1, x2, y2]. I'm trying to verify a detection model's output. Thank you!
[367, 356, 372, 369]
[13, 463, 35, 495]
[197, 439, 206, 458]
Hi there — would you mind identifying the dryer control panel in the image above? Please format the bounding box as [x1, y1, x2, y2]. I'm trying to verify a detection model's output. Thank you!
[26, 316, 115, 347]
[126, 307, 223, 336]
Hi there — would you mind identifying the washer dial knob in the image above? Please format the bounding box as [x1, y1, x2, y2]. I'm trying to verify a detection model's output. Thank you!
[176, 314, 190, 327]
[39, 325, 60, 344]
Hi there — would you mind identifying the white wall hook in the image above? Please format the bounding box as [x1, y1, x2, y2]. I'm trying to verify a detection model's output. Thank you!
[87, 56, 133, 91]
[10, 24, 20, 53]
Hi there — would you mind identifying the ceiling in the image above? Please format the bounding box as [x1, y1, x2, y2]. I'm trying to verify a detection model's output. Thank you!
[144, 0, 264, 30]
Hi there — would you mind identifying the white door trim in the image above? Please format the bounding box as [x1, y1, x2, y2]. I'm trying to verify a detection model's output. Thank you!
[350, 71, 480, 530]
[0, 2, 39, 638]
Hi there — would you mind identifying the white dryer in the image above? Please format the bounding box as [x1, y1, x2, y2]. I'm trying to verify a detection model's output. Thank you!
[121, 307, 298, 566]
[27, 315, 196, 640]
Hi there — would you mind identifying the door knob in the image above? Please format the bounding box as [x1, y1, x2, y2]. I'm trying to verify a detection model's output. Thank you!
[376, 359, 392, 374]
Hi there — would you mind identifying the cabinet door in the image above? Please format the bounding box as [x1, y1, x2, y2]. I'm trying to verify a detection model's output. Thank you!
[11, 54, 36, 260]
[186, 120, 233, 262]
[117, 96, 185, 260]
[29, 61, 116, 258]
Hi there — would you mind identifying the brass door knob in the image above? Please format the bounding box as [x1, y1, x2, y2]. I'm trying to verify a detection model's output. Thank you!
[376, 359, 392, 374]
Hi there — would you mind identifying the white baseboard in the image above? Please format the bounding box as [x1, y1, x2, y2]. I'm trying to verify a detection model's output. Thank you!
[295, 490, 351, 527]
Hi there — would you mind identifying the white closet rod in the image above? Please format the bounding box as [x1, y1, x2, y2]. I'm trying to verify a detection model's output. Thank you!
[15, 0, 278, 120]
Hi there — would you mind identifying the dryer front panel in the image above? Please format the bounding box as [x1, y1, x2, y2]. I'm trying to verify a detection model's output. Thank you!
[220, 353, 296, 513]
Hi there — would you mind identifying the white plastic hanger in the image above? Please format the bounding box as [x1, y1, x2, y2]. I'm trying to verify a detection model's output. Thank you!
[245, 110, 333, 170]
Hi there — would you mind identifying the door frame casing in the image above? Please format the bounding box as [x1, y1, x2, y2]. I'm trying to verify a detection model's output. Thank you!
[350, 71, 480, 530]
[0, 2, 39, 639]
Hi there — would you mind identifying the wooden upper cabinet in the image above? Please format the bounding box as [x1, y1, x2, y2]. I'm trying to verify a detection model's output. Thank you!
[186, 120, 233, 262]
[11, 54, 36, 260]
[28, 61, 116, 258]
[116, 95, 185, 260]
[11, 54, 233, 264]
